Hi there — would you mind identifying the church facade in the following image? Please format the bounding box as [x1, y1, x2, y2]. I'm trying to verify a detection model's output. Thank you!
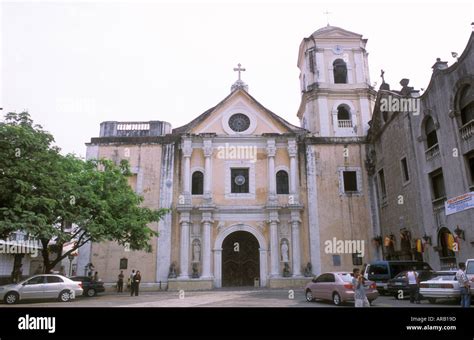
[78, 26, 379, 290]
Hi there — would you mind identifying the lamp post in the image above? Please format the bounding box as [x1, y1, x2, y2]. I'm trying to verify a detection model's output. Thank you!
[68, 254, 74, 277]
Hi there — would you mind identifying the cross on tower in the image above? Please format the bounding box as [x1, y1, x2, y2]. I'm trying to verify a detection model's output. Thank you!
[233, 63, 246, 81]
[323, 10, 332, 26]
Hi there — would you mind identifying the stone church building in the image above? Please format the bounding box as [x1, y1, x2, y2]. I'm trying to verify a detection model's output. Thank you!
[76, 26, 384, 290]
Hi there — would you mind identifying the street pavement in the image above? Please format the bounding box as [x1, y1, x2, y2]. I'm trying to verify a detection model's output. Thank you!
[0, 288, 468, 308]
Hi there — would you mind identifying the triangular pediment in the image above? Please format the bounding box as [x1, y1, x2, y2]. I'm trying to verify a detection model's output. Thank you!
[173, 89, 304, 136]
[311, 26, 363, 40]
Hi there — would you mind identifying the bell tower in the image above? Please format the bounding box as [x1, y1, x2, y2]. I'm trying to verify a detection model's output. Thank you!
[297, 26, 376, 136]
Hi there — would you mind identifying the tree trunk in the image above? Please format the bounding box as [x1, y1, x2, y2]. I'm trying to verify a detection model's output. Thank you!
[40, 239, 53, 273]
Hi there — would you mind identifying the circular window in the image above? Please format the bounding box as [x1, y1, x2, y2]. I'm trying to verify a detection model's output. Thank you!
[234, 175, 246, 186]
[229, 113, 251, 132]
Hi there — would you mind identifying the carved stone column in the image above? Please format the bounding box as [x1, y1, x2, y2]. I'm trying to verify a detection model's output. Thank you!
[266, 139, 277, 204]
[203, 139, 213, 203]
[268, 210, 280, 277]
[178, 211, 191, 279]
[201, 211, 214, 279]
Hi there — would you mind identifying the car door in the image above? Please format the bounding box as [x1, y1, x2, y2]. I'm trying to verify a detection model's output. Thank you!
[322, 274, 336, 300]
[312, 273, 331, 300]
[19, 276, 46, 300]
[44, 276, 65, 298]
[310, 274, 326, 299]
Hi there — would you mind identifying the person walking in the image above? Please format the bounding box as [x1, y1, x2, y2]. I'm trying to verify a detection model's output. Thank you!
[133, 271, 142, 296]
[407, 267, 420, 304]
[352, 268, 370, 307]
[129, 270, 136, 296]
[93, 271, 99, 282]
[456, 262, 471, 308]
[117, 270, 124, 293]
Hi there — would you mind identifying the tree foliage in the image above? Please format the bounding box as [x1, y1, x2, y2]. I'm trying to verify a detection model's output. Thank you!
[0, 112, 168, 272]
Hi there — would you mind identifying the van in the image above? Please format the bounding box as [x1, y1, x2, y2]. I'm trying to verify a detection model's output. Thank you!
[363, 261, 432, 295]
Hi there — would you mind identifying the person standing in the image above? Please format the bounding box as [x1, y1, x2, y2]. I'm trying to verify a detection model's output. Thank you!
[352, 268, 370, 307]
[93, 271, 99, 282]
[133, 271, 142, 297]
[129, 270, 136, 296]
[407, 267, 420, 304]
[117, 271, 124, 293]
[456, 262, 471, 308]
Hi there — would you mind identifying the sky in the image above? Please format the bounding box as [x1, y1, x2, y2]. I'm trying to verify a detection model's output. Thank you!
[1, 0, 473, 157]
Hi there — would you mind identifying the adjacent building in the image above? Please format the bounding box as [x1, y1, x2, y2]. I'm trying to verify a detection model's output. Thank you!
[367, 31, 474, 269]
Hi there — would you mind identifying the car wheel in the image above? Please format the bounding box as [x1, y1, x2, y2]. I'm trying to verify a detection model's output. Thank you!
[4, 292, 19, 305]
[305, 289, 314, 302]
[332, 292, 342, 306]
[428, 298, 436, 304]
[59, 290, 71, 302]
[86, 288, 96, 297]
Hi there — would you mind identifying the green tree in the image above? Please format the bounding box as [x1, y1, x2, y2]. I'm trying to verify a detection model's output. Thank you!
[0, 112, 168, 273]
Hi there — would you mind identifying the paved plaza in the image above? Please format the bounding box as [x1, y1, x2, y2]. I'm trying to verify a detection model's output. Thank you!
[0, 288, 466, 308]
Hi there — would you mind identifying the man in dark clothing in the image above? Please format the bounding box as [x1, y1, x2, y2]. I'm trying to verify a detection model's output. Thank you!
[117, 271, 124, 293]
[133, 271, 142, 296]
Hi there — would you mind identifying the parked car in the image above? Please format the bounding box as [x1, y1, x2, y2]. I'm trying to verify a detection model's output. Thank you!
[305, 272, 379, 306]
[0, 274, 83, 305]
[465, 259, 474, 295]
[419, 271, 460, 304]
[69, 276, 105, 297]
[387, 270, 434, 299]
[363, 261, 432, 295]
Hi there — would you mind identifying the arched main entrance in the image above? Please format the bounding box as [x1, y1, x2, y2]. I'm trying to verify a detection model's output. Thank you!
[213, 224, 267, 288]
[222, 231, 259, 287]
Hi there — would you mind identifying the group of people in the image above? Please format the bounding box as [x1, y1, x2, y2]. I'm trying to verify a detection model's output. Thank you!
[403, 262, 471, 308]
[352, 262, 472, 308]
[116, 270, 141, 296]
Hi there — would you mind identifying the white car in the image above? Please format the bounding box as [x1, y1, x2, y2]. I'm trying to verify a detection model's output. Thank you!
[419, 271, 461, 304]
[0, 274, 83, 305]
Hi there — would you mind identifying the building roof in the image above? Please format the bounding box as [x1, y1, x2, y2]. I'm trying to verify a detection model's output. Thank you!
[172, 88, 306, 135]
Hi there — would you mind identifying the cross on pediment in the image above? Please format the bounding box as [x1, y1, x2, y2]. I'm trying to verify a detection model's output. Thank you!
[233, 63, 246, 81]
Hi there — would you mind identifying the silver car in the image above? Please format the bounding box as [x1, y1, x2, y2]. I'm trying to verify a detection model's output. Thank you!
[0, 274, 83, 304]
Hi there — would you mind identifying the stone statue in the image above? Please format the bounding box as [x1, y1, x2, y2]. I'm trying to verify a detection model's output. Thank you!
[303, 262, 313, 277]
[283, 263, 291, 277]
[192, 240, 201, 262]
[281, 240, 289, 263]
[168, 262, 177, 279]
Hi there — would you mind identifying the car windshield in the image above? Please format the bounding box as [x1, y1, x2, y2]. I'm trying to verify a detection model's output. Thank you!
[431, 274, 456, 281]
[466, 262, 474, 275]
[71, 277, 88, 281]
[369, 264, 388, 275]
[339, 273, 353, 282]
[394, 272, 407, 279]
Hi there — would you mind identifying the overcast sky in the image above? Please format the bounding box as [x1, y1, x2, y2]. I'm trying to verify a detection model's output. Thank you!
[1, 0, 473, 157]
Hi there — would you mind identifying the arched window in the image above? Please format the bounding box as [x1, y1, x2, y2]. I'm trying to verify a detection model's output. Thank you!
[191, 171, 203, 195]
[425, 117, 438, 149]
[337, 105, 351, 120]
[333, 59, 347, 84]
[459, 85, 474, 125]
[276, 170, 289, 194]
